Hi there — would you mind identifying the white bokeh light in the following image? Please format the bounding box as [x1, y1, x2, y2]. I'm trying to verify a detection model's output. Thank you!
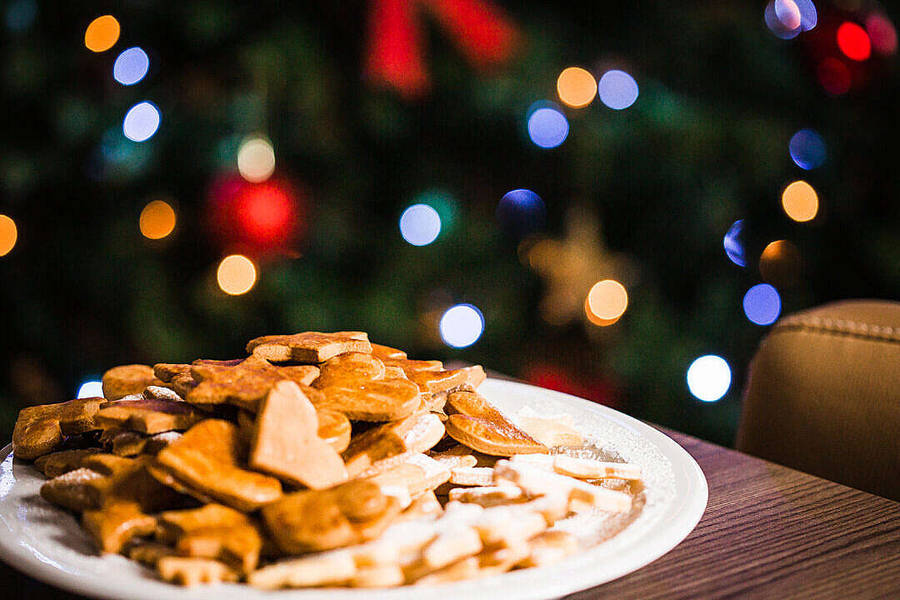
[123, 101, 160, 142]
[399, 204, 441, 246]
[440, 304, 485, 348]
[77, 380, 104, 399]
[686, 355, 731, 402]
[237, 136, 276, 183]
[113, 47, 149, 85]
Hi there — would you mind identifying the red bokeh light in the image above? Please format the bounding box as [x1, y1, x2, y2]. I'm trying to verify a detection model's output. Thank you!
[236, 183, 296, 247]
[816, 57, 851, 95]
[837, 22, 872, 62]
[866, 14, 898, 56]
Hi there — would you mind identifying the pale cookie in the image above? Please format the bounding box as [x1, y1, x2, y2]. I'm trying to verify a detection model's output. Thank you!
[421, 526, 483, 570]
[429, 452, 478, 470]
[154, 419, 283, 512]
[102, 365, 163, 401]
[400, 491, 443, 520]
[516, 413, 584, 447]
[472, 505, 547, 547]
[142, 385, 185, 402]
[249, 381, 348, 490]
[248, 550, 356, 589]
[449, 466, 494, 487]
[350, 564, 405, 588]
[366, 453, 451, 497]
[516, 530, 579, 568]
[157, 556, 239, 586]
[342, 412, 445, 477]
[247, 331, 371, 363]
[553, 455, 642, 480]
[13, 397, 106, 460]
[412, 556, 480, 585]
[448, 485, 525, 507]
[40, 467, 109, 512]
[494, 460, 632, 513]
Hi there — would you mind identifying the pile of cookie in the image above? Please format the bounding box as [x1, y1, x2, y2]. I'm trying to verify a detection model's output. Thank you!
[12, 331, 642, 588]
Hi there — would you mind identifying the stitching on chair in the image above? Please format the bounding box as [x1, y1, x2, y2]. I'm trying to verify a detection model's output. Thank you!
[774, 315, 900, 342]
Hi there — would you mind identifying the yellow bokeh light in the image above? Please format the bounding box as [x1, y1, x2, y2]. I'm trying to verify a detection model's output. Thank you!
[760, 240, 801, 287]
[84, 15, 120, 53]
[781, 180, 818, 222]
[217, 254, 257, 295]
[0, 214, 17, 257]
[586, 279, 628, 324]
[139, 200, 177, 240]
[557, 67, 597, 108]
[237, 136, 276, 183]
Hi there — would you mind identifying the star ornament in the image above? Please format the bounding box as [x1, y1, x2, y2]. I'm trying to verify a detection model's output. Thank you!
[524, 205, 635, 327]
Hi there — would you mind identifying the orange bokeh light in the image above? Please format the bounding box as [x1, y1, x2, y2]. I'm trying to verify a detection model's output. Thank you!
[217, 255, 257, 295]
[0, 214, 17, 257]
[84, 15, 120, 53]
[781, 180, 818, 222]
[557, 67, 597, 109]
[139, 200, 177, 240]
[760, 240, 801, 287]
[586, 279, 628, 326]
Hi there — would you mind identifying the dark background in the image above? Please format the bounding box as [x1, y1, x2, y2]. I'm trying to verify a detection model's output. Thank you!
[1, 0, 898, 447]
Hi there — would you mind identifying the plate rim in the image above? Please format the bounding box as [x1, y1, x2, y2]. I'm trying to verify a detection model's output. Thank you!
[0, 379, 708, 600]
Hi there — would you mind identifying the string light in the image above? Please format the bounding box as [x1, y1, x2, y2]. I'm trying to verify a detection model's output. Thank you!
[77, 380, 103, 399]
[399, 204, 441, 246]
[439, 304, 485, 348]
[781, 180, 818, 222]
[723, 219, 746, 267]
[123, 101, 160, 142]
[139, 200, 176, 239]
[237, 136, 276, 183]
[597, 70, 639, 110]
[687, 355, 731, 402]
[113, 47, 149, 86]
[557, 67, 596, 108]
[84, 15, 119, 53]
[217, 255, 257, 295]
[837, 22, 871, 62]
[789, 129, 825, 170]
[527, 102, 568, 148]
[743, 283, 782, 326]
[585, 280, 628, 326]
[0, 214, 17, 257]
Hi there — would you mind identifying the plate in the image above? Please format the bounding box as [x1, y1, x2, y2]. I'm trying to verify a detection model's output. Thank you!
[0, 379, 707, 600]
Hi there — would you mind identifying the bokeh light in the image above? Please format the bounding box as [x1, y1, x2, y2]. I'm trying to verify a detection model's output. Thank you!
[760, 240, 801, 287]
[217, 255, 257, 295]
[123, 101, 160, 142]
[794, 0, 817, 31]
[743, 283, 782, 326]
[686, 355, 731, 402]
[837, 22, 871, 62]
[84, 15, 119, 53]
[139, 200, 176, 240]
[789, 129, 825, 170]
[237, 136, 276, 183]
[527, 102, 569, 148]
[0, 214, 17, 257]
[400, 204, 441, 246]
[77, 380, 103, 399]
[496, 189, 546, 237]
[113, 47, 149, 86]
[5, 0, 37, 32]
[817, 58, 851, 95]
[586, 280, 628, 325]
[723, 219, 746, 267]
[765, 1, 800, 39]
[774, 0, 801, 31]
[557, 67, 596, 108]
[597, 70, 639, 110]
[866, 13, 898, 56]
[414, 189, 458, 234]
[781, 180, 818, 222]
[439, 304, 485, 348]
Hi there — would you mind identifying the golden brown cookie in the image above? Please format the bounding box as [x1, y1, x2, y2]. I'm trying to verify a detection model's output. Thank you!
[247, 331, 372, 363]
[101, 365, 162, 401]
[249, 381, 348, 490]
[13, 397, 107, 460]
[94, 397, 204, 434]
[444, 391, 547, 456]
[342, 412, 445, 477]
[315, 377, 421, 422]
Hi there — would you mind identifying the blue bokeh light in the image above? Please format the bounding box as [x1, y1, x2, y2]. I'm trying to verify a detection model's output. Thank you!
[743, 283, 782, 326]
[440, 304, 485, 348]
[114, 47, 150, 86]
[497, 189, 546, 237]
[123, 101, 160, 142]
[795, 0, 818, 31]
[789, 129, 826, 170]
[724, 219, 747, 267]
[399, 203, 441, 246]
[597, 70, 639, 110]
[764, 0, 800, 39]
[527, 103, 569, 148]
[5, 0, 36, 32]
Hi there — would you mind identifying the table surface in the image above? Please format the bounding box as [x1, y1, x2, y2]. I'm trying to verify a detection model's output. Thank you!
[2, 428, 898, 600]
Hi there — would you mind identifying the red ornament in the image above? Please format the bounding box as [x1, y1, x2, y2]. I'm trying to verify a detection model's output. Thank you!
[205, 175, 306, 257]
[365, 0, 519, 100]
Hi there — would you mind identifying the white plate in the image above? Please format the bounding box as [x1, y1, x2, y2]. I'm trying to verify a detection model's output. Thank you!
[0, 379, 707, 600]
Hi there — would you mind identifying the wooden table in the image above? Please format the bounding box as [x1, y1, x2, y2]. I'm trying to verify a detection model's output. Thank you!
[2, 429, 898, 599]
